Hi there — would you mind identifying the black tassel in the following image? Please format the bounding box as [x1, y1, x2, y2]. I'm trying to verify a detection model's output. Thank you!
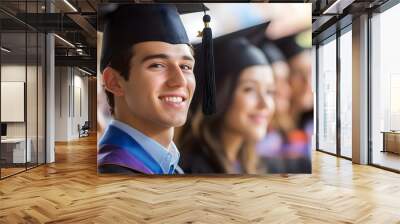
[201, 14, 216, 115]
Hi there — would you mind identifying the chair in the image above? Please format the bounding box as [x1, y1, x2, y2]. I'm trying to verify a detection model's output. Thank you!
[79, 121, 90, 138]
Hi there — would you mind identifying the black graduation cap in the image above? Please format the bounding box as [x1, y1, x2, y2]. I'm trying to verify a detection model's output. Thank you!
[214, 22, 270, 46]
[236, 22, 285, 64]
[273, 33, 305, 60]
[97, 3, 208, 32]
[192, 22, 271, 114]
[208, 22, 271, 75]
[213, 37, 270, 84]
[194, 22, 271, 83]
[258, 41, 286, 64]
[98, 3, 216, 115]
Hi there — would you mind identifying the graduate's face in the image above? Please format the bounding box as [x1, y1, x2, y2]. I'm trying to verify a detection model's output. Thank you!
[289, 51, 313, 112]
[224, 65, 275, 140]
[272, 61, 291, 114]
[119, 41, 195, 129]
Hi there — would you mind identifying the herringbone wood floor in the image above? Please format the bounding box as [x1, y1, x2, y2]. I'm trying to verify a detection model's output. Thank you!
[1, 135, 400, 223]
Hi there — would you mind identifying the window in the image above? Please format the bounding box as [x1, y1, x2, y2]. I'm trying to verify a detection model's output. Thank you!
[371, 2, 400, 171]
[317, 36, 337, 154]
[339, 28, 352, 158]
[0, 1, 47, 179]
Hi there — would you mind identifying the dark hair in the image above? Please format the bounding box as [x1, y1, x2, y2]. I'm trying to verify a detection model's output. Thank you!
[177, 40, 267, 174]
[178, 69, 260, 174]
[104, 47, 134, 114]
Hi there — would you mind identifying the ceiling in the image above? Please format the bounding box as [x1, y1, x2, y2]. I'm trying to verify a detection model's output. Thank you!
[310, 0, 391, 43]
[0, 0, 394, 72]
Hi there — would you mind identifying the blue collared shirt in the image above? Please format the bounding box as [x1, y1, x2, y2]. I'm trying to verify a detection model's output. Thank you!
[110, 119, 181, 174]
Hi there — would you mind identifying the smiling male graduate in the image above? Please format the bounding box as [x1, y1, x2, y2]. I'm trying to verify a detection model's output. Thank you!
[97, 4, 215, 174]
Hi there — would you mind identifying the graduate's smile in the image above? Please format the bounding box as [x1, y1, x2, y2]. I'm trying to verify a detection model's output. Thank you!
[158, 93, 188, 109]
[248, 113, 268, 126]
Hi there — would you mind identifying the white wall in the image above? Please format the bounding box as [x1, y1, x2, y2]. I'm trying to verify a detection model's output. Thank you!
[1, 65, 37, 138]
[1, 63, 46, 163]
[71, 72, 89, 138]
[54, 67, 89, 141]
[1, 65, 26, 136]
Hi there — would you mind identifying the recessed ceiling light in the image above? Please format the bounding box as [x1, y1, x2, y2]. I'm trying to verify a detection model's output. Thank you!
[54, 34, 75, 48]
[78, 67, 93, 76]
[1, 47, 11, 53]
[63, 0, 78, 12]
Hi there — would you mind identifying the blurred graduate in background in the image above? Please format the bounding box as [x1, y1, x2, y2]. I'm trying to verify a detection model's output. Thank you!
[177, 23, 276, 174]
[255, 32, 312, 173]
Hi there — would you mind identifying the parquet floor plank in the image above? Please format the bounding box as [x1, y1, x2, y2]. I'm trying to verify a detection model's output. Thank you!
[1, 135, 399, 223]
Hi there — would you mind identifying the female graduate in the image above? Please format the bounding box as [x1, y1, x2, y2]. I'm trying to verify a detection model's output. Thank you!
[178, 36, 276, 174]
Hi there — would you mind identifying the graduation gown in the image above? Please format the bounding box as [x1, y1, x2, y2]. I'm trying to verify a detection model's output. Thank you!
[98, 124, 182, 174]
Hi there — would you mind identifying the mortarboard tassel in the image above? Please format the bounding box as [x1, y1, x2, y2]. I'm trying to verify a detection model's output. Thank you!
[201, 13, 216, 115]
